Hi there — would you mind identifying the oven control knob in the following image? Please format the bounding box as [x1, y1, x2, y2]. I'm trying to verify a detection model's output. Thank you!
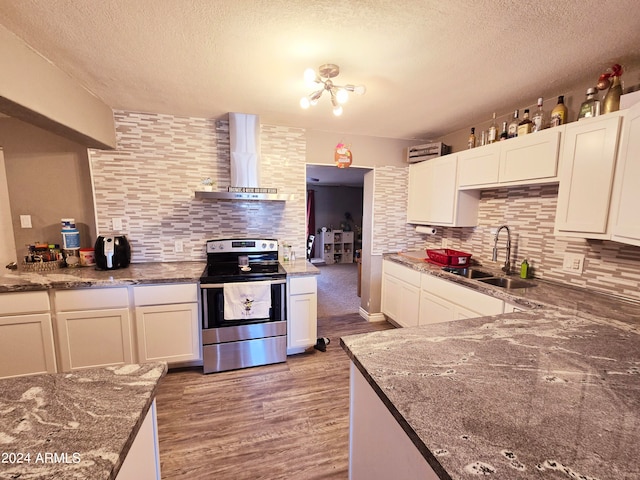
[218, 243, 224, 250]
[262, 242, 267, 249]
[269, 242, 275, 250]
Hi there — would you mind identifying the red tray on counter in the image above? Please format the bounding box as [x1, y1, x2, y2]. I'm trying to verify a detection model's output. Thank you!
[426, 249, 472, 267]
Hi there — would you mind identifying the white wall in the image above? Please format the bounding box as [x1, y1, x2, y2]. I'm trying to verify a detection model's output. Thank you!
[0, 148, 17, 266]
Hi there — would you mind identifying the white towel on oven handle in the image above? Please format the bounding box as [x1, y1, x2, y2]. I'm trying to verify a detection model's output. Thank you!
[223, 281, 272, 320]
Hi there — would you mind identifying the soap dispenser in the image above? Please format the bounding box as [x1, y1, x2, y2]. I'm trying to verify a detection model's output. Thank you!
[520, 259, 529, 279]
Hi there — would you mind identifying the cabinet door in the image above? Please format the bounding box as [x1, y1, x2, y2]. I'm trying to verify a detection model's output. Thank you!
[407, 156, 458, 225]
[418, 290, 455, 325]
[555, 114, 621, 237]
[0, 313, 57, 378]
[458, 142, 501, 187]
[288, 276, 318, 352]
[381, 273, 402, 321]
[407, 160, 432, 223]
[499, 128, 561, 184]
[610, 103, 640, 246]
[399, 282, 420, 328]
[56, 308, 133, 371]
[135, 303, 200, 363]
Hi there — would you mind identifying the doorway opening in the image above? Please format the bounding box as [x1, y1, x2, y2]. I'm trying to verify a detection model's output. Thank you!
[306, 164, 371, 317]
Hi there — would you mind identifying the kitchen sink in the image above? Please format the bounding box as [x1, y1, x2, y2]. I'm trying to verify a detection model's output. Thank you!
[442, 267, 494, 279]
[478, 277, 535, 289]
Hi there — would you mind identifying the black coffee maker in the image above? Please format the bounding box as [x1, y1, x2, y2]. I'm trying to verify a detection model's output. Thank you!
[94, 235, 131, 270]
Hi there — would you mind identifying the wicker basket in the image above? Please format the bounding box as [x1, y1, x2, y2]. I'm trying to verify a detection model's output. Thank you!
[426, 249, 472, 267]
[21, 260, 65, 272]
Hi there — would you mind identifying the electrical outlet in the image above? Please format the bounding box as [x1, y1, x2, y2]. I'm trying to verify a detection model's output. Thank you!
[174, 240, 184, 253]
[441, 238, 449, 248]
[112, 218, 123, 231]
[562, 253, 584, 274]
[20, 215, 32, 228]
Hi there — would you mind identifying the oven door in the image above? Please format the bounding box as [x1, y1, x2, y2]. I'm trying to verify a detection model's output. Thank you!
[200, 279, 286, 329]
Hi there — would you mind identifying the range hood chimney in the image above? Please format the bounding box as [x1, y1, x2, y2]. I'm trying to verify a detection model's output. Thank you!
[194, 112, 289, 201]
[229, 112, 260, 188]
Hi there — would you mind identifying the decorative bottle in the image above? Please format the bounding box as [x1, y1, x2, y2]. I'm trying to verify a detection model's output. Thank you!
[517, 109, 532, 136]
[603, 75, 623, 114]
[578, 87, 601, 120]
[532, 97, 546, 132]
[488, 112, 498, 144]
[468, 128, 476, 149]
[507, 110, 519, 138]
[550, 96, 568, 127]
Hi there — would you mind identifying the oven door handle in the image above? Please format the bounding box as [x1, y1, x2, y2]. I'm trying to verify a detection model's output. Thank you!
[200, 278, 286, 289]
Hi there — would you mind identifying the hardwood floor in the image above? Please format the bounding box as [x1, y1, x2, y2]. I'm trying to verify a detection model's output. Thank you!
[155, 314, 395, 480]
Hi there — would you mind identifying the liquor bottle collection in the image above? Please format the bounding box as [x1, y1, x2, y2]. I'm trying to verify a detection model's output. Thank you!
[468, 64, 624, 149]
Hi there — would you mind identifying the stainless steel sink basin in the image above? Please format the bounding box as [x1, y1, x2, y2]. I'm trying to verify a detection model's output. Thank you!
[441, 267, 494, 279]
[478, 277, 535, 289]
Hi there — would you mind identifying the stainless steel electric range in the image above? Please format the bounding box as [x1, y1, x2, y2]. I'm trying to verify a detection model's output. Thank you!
[199, 238, 287, 373]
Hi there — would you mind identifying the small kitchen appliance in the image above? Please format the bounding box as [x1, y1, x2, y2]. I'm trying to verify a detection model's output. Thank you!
[94, 235, 131, 270]
[200, 238, 287, 374]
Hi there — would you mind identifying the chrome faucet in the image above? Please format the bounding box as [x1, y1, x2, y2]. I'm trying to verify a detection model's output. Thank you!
[492, 225, 511, 274]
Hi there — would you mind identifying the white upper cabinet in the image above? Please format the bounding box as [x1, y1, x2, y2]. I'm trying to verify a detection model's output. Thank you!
[554, 113, 622, 238]
[610, 102, 640, 246]
[457, 142, 501, 188]
[407, 155, 479, 227]
[458, 127, 562, 189]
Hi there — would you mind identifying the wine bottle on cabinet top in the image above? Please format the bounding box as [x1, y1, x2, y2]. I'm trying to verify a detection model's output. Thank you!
[507, 109, 519, 138]
[517, 109, 533, 136]
[532, 97, 547, 132]
[488, 112, 498, 144]
[468, 127, 476, 149]
[550, 95, 568, 127]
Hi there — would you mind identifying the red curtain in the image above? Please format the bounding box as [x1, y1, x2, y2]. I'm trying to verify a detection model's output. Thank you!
[306, 189, 315, 257]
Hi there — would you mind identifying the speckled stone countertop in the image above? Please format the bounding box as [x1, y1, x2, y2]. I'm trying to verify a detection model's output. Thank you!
[385, 253, 640, 325]
[0, 362, 167, 480]
[280, 259, 320, 276]
[341, 254, 640, 479]
[0, 261, 206, 293]
[0, 259, 319, 293]
[342, 310, 640, 480]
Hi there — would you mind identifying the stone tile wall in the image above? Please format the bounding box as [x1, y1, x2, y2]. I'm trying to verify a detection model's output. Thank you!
[89, 111, 307, 263]
[411, 184, 640, 301]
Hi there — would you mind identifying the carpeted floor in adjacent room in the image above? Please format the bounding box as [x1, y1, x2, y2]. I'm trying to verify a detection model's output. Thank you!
[316, 263, 361, 318]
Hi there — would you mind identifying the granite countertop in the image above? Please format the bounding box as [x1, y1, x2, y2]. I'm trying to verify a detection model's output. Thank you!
[280, 259, 320, 276]
[0, 261, 205, 293]
[385, 253, 640, 325]
[0, 362, 167, 480]
[341, 310, 640, 480]
[0, 259, 320, 293]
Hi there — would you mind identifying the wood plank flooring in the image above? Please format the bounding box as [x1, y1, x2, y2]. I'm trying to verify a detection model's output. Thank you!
[155, 314, 394, 480]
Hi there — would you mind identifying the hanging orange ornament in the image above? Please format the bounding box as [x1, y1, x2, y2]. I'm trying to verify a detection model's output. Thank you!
[334, 142, 352, 168]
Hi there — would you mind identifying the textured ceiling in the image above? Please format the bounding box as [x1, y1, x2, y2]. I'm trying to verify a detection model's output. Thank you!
[1, 0, 640, 140]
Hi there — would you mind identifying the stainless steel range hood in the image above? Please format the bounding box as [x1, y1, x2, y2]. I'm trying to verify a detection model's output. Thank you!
[195, 113, 289, 201]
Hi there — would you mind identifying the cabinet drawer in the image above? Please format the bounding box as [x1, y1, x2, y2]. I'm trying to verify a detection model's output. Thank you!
[0, 291, 50, 315]
[133, 283, 198, 306]
[383, 261, 421, 287]
[55, 287, 129, 311]
[421, 274, 503, 315]
[289, 276, 317, 295]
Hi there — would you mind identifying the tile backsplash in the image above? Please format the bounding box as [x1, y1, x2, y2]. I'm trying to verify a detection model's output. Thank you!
[89, 111, 307, 262]
[409, 184, 640, 301]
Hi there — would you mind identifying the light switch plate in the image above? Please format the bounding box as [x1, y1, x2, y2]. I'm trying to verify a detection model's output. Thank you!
[112, 218, 123, 231]
[20, 215, 32, 228]
[174, 240, 184, 253]
[562, 253, 585, 274]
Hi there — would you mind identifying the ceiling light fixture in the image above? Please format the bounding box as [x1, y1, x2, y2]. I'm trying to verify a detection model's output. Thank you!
[299, 64, 366, 116]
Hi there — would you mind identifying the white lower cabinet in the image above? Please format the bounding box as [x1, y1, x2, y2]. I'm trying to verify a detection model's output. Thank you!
[115, 400, 161, 480]
[133, 284, 200, 365]
[0, 291, 57, 379]
[54, 287, 134, 372]
[419, 274, 504, 325]
[287, 276, 318, 354]
[381, 260, 421, 327]
[349, 363, 439, 479]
